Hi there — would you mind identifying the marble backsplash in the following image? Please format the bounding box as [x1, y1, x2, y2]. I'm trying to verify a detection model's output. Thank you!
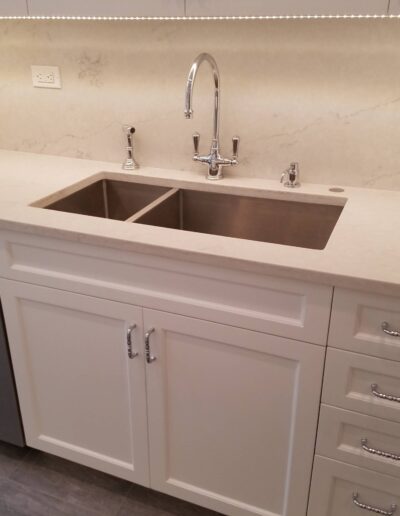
[1, 18, 400, 190]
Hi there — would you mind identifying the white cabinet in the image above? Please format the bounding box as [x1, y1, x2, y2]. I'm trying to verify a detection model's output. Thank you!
[27, 0, 185, 17]
[20, 0, 390, 17]
[389, 0, 400, 13]
[0, 280, 150, 485]
[185, 0, 390, 17]
[0, 275, 325, 516]
[143, 309, 324, 516]
[0, 0, 28, 16]
[311, 286, 400, 516]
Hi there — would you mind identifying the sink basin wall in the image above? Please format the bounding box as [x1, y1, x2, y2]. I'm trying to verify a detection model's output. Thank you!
[42, 178, 344, 250]
[135, 189, 344, 250]
[45, 179, 169, 221]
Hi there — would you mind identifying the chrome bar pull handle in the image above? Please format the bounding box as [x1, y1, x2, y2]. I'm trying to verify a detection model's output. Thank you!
[352, 493, 397, 515]
[382, 322, 400, 338]
[145, 328, 156, 364]
[232, 136, 240, 160]
[371, 384, 400, 403]
[193, 132, 200, 157]
[361, 439, 400, 461]
[127, 324, 139, 359]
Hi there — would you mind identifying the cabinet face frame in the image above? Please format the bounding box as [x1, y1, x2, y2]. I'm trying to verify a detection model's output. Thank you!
[143, 308, 325, 516]
[0, 279, 150, 485]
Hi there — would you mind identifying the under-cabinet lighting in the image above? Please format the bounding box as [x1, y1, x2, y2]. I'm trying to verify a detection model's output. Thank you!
[0, 15, 399, 21]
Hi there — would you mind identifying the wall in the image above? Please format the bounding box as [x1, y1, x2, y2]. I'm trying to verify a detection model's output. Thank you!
[1, 18, 400, 190]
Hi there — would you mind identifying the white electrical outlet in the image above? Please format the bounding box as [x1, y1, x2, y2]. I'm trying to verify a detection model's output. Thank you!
[31, 66, 61, 89]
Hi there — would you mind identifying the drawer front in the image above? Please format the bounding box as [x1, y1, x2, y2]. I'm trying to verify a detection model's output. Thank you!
[0, 231, 332, 345]
[317, 405, 400, 478]
[308, 456, 400, 516]
[329, 288, 400, 361]
[323, 348, 400, 423]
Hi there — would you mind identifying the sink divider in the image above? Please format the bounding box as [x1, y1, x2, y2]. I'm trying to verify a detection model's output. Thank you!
[125, 187, 179, 223]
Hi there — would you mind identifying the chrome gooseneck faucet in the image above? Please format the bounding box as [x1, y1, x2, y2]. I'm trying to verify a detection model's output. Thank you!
[184, 53, 239, 180]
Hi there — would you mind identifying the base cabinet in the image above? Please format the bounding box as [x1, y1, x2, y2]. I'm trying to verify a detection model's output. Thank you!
[0, 280, 150, 485]
[0, 279, 325, 516]
[144, 309, 325, 516]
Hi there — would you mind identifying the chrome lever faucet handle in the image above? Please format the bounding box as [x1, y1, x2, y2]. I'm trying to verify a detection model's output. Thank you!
[193, 132, 200, 157]
[232, 136, 240, 160]
[281, 162, 300, 188]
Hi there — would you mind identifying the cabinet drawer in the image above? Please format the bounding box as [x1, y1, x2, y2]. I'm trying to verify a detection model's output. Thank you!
[323, 348, 400, 423]
[329, 288, 400, 361]
[0, 231, 332, 345]
[308, 456, 400, 516]
[317, 405, 400, 478]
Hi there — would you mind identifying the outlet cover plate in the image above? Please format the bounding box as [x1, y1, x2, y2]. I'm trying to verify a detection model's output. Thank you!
[31, 65, 61, 89]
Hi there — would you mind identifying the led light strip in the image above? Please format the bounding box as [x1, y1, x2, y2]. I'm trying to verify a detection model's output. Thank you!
[0, 14, 399, 20]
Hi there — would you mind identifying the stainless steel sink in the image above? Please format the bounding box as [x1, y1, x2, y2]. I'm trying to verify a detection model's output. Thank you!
[44, 179, 169, 221]
[134, 189, 344, 250]
[41, 178, 344, 250]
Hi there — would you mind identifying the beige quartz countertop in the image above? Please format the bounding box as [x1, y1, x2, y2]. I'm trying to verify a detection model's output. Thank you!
[0, 150, 399, 296]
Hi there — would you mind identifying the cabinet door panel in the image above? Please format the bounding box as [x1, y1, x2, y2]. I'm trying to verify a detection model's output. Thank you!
[186, 0, 389, 16]
[144, 309, 324, 516]
[389, 0, 400, 13]
[0, 1, 28, 15]
[28, 0, 185, 17]
[0, 280, 149, 485]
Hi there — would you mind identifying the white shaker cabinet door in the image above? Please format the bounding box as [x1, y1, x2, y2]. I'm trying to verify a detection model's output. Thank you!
[143, 308, 324, 516]
[27, 0, 185, 17]
[0, 280, 149, 485]
[0, 1, 28, 15]
[185, 0, 389, 16]
[389, 0, 400, 13]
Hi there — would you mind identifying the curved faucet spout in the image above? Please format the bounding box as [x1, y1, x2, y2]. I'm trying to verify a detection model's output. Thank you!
[184, 53, 238, 181]
[184, 53, 220, 141]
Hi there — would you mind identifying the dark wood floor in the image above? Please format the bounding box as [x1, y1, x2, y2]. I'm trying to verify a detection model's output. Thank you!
[0, 441, 223, 516]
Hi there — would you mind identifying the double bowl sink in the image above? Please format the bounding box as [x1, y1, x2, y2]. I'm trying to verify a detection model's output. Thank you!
[39, 178, 345, 250]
